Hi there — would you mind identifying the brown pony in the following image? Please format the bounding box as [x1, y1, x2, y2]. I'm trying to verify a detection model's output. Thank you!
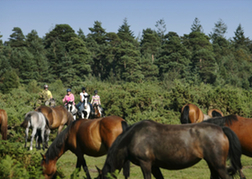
[35, 105, 73, 135]
[0, 109, 8, 140]
[93, 103, 103, 118]
[41, 116, 128, 179]
[180, 103, 210, 124]
[208, 108, 224, 118]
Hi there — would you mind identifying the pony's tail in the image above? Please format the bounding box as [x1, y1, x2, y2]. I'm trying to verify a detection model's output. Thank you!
[1, 115, 8, 140]
[180, 105, 189, 124]
[222, 126, 243, 177]
[120, 120, 130, 178]
[20, 115, 30, 128]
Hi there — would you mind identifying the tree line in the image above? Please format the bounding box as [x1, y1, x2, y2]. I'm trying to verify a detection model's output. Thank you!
[0, 18, 252, 93]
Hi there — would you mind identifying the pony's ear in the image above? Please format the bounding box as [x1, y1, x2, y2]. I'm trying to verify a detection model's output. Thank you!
[95, 165, 102, 174]
[40, 153, 46, 160]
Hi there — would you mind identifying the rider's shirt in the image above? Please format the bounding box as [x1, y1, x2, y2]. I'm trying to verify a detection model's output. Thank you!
[92, 95, 100, 105]
[63, 93, 75, 105]
[43, 90, 52, 100]
[80, 92, 89, 102]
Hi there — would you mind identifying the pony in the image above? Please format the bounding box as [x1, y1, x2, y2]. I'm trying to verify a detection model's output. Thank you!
[0, 109, 8, 140]
[66, 101, 78, 120]
[35, 105, 74, 135]
[41, 116, 128, 179]
[79, 95, 91, 119]
[207, 108, 224, 118]
[180, 103, 210, 124]
[92, 103, 105, 118]
[96, 120, 243, 179]
[21, 111, 50, 150]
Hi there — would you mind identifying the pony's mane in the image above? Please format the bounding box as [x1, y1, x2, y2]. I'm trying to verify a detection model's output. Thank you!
[45, 120, 76, 163]
[203, 114, 238, 126]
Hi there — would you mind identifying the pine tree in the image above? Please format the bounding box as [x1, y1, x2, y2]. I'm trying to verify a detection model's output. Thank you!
[117, 18, 135, 43]
[140, 28, 161, 60]
[8, 27, 26, 48]
[191, 18, 203, 33]
[26, 30, 50, 82]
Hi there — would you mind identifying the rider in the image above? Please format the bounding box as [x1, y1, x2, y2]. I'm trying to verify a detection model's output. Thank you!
[75, 87, 91, 115]
[90, 90, 102, 114]
[41, 84, 53, 106]
[62, 88, 75, 108]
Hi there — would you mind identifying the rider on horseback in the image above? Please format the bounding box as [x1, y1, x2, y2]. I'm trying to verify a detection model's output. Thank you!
[76, 87, 91, 116]
[62, 88, 75, 108]
[36, 84, 54, 107]
[91, 90, 103, 115]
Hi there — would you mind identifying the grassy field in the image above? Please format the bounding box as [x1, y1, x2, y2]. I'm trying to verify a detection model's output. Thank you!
[51, 150, 252, 179]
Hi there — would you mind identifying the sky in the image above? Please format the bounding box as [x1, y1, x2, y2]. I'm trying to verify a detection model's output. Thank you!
[1, 0, 252, 43]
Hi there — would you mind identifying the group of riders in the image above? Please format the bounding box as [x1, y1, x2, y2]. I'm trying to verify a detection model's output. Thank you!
[40, 84, 103, 117]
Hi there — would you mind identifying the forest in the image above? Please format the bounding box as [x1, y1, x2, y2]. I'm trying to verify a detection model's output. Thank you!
[1, 17, 252, 178]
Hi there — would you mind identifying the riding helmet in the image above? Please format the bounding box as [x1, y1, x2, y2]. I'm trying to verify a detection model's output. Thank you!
[44, 84, 48, 88]
[94, 90, 98, 94]
[82, 87, 86, 91]
[67, 88, 71, 92]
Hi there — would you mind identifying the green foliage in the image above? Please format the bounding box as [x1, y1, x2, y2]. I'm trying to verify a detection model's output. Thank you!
[0, 141, 42, 179]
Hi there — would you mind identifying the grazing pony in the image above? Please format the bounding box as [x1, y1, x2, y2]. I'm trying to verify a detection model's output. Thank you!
[41, 116, 128, 179]
[180, 103, 210, 124]
[35, 105, 74, 135]
[21, 111, 50, 150]
[207, 108, 224, 118]
[0, 109, 8, 140]
[97, 120, 243, 179]
[66, 101, 78, 120]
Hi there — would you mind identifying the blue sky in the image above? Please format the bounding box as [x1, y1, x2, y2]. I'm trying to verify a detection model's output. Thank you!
[1, 0, 251, 42]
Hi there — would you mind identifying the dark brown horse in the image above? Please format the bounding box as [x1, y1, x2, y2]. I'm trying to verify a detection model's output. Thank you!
[0, 109, 8, 140]
[207, 108, 224, 118]
[35, 105, 73, 135]
[41, 116, 128, 179]
[97, 120, 243, 179]
[180, 103, 210, 124]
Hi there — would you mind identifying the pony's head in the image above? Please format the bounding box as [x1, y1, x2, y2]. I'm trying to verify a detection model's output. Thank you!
[66, 101, 74, 113]
[41, 153, 57, 179]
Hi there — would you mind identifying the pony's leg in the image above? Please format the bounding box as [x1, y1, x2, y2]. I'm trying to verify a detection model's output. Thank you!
[41, 128, 45, 150]
[139, 161, 152, 179]
[151, 166, 164, 179]
[76, 155, 91, 179]
[30, 128, 37, 150]
[207, 162, 229, 179]
[239, 168, 246, 179]
[57, 125, 64, 135]
[24, 127, 29, 148]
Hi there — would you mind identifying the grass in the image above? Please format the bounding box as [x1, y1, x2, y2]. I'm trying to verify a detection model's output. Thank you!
[53, 151, 252, 179]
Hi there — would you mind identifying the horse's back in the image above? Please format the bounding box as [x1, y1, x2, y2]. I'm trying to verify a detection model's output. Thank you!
[72, 116, 126, 156]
